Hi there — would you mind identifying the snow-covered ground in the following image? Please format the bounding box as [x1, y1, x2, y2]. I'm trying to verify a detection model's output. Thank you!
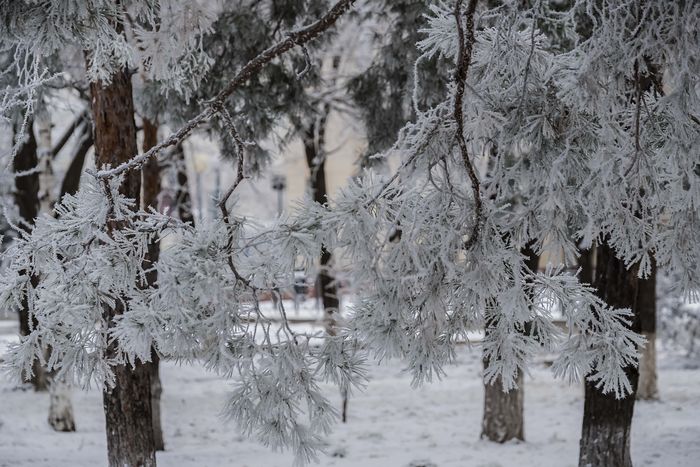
[0, 317, 698, 467]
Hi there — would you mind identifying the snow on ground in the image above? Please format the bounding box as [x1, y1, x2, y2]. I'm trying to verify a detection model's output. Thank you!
[1, 317, 699, 467]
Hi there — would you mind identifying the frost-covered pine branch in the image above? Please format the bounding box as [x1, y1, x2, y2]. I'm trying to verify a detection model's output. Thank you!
[0, 175, 368, 463]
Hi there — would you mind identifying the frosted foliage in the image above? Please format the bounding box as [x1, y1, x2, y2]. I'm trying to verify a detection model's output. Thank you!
[316, 0, 698, 399]
[0, 0, 215, 95]
[2, 0, 700, 463]
[0, 177, 367, 464]
[563, 0, 700, 291]
[416, 1, 700, 292]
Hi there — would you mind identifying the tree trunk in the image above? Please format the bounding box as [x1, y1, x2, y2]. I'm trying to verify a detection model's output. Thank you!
[578, 245, 596, 286]
[103, 363, 155, 467]
[579, 241, 640, 467]
[36, 115, 53, 213]
[13, 118, 48, 392]
[173, 143, 195, 225]
[47, 383, 76, 431]
[37, 113, 78, 433]
[481, 366, 524, 442]
[142, 118, 165, 451]
[149, 350, 164, 451]
[481, 244, 538, 442]
[303, 122, 339, 335]
[303, 115, 345, 419]
[90, 66, 156, 467]
[636, 260, 657, 400]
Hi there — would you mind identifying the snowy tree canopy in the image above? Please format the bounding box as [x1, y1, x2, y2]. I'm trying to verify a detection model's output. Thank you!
[0, 0, 216, 94]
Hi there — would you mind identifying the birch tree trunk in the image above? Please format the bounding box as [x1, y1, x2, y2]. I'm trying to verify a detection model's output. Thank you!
[47, 383, 75, 431]
[142, 118, 165, 451]
[636, 261, 658, 400]
[579, 241, 640, 467]
[90, 66, 156, 467]
[36, 114, 78, 432]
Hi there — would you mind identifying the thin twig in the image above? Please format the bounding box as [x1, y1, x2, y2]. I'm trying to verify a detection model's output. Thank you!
[218, 140, 251, 288]
[453, 0, 482, 251]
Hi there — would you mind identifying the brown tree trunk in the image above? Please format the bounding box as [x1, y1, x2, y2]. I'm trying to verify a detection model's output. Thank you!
[481, 244, 538, 442]
[481, 365, 524, 442]
[141, 118, 165, 451]
[579, 241, 640, 467]
[636, 260, 657, 400]
[13, 118, 48, 391]
[90, 67, 156, 467]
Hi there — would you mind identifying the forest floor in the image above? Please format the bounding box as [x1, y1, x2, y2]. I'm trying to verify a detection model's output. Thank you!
[0, 314, 698, 467]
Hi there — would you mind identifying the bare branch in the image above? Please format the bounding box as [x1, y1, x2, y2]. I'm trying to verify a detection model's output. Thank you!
[453, 0, 482, 251]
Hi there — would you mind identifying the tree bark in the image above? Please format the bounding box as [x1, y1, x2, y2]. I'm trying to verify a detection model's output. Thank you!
[578, 245, 596, 286]
[142, 118, 165, 451]
[90, 66, 156, 467]
[481, 244, 538, 443]
[636, 260, 657, 400]
[13, 118, 48, 392]
[579, 241, 640, 467]
[481, 366, 524, 442]
[303, 122, 339, 335]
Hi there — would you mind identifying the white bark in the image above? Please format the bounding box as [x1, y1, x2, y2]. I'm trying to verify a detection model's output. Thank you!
[48, 381, 76, 432]
[637, 331, 659, 400]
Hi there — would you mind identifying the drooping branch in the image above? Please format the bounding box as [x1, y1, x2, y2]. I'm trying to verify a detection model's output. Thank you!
[94, 0, 358, 181]
[51, 111, 89, 159]
[453, 0, 481, 251]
